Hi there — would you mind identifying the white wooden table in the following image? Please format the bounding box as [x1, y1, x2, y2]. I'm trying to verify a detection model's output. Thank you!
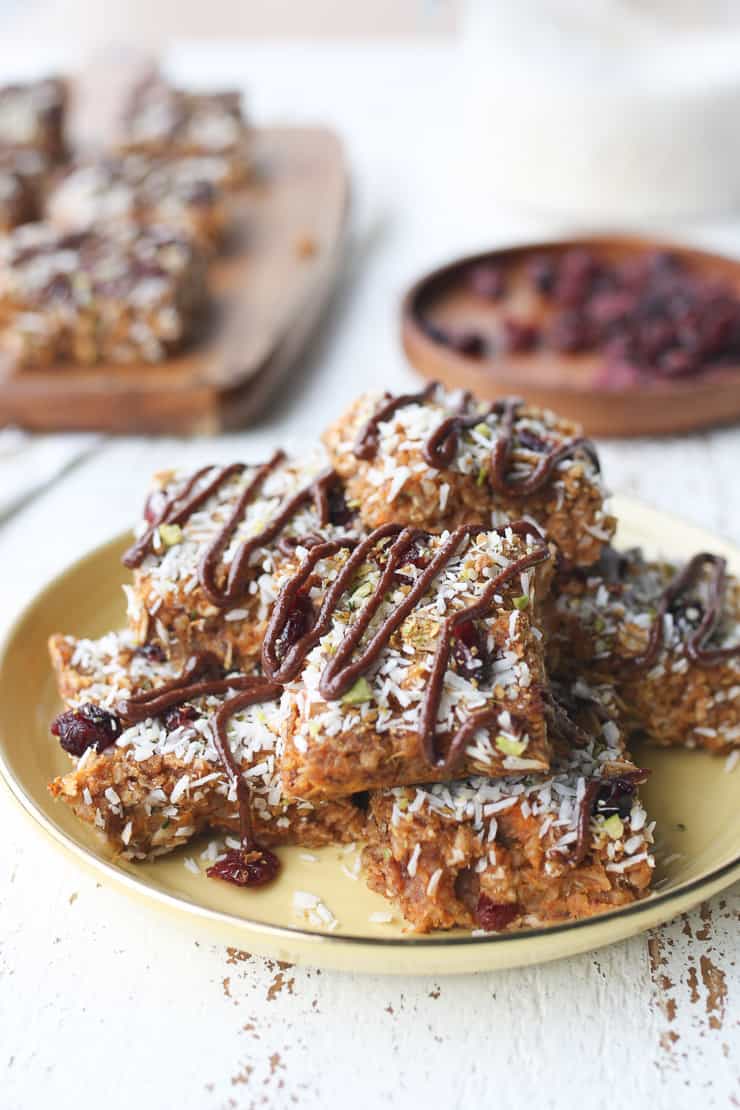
[0, 41, 738, 1110]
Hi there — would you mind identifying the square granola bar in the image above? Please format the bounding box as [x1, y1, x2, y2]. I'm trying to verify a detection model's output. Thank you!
[0, 221, 205, 367]
[551, 547, 740, 753]
[122, 451, 358, 670]
[267, 522, 554, 799]
[324, 385, 614, 567]
[46, 154, 232, 252]
[363, 679, 654, 932]
[48, 631, 365, 861]
[115, 82, 251, 186]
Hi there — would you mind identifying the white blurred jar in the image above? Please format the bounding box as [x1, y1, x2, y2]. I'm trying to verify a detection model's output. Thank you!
[460, 0, 740, 220]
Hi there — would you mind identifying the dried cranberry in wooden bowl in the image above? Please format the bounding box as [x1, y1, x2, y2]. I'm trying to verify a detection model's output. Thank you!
[401, 235, 740, 437]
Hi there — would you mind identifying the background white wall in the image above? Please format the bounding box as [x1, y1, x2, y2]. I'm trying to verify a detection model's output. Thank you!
[2, 0, 457, 43]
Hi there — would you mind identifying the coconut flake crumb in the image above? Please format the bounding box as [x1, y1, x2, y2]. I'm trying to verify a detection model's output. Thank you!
[292, 890, 339, 930]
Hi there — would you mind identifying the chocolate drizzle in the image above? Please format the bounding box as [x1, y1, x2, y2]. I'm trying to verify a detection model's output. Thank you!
[122, 450, 349, 610]
[353, 384, 436, 459]
[117, 651, 283, 884]
[486, 399, 600, 497]
[122, 461, 256, 570]
[354, 387, 600, 496]
[263, 520, 549, 772]
[573, 768, 650, 866]
[199, 465, 340, 608]
[622, 552, 740, 671]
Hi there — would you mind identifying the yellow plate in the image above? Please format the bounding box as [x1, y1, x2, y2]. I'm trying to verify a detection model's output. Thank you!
[1, 495, 739, 974]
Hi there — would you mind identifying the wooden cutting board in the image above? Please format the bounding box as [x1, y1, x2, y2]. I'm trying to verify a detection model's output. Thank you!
[0, 127, 349, 434]
[401, 236, 740, 438]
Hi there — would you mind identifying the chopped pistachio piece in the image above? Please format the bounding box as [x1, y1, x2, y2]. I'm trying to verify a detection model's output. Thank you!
[341, 676, 373, 705]
[495, 734, 527, 757]
[159, 523, 183, 547]
[513, 594, 529, 611]
[603, 814, 624, 839]
[472, 421, 492, 439]
[476, 465, 488, 487]
[351, 581, 375, 601]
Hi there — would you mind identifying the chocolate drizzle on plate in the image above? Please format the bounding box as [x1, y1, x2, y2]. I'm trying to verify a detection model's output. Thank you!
[354, 387, 600, 496]
[263, 520, 549, 772]
[621, 552, 740, 671]
[122, 450, 351, 610]
[117, 651, 283, 887]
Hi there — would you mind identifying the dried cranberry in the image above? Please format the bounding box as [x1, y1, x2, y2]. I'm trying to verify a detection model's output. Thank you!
[447, 247, 740, 386]
[421, 320, 487, 358]
[207, 846, 280, 887]
[326, 481, 354, 528]
[548, 310, 591, 353]
[695, 298, 740, 357]
[649, 250, 681, 278]
[594, 769, 649, 820]
[636, 319, 677, 362]
[448, 329, 487, 358]
[501, 317, 539, 353]
[527, 254, 557, 295]
[163, 704, 200, 732]
[134, 643, 166, 663]
[468, 262, 505, 300]
[587, 291, 636, 330]
[51, 704, 122, 757]
[658, 348, 698, 377]
[602, 334, 637, 364]
[394, 540, 430, 585]
[476, 895, 520, 932]
[277, 593, 315, 654]
[553, 248, 598, 307]
[452, 619, 489, 682]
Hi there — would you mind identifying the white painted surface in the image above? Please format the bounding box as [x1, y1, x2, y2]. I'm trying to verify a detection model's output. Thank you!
[0, 42, 738, 1110]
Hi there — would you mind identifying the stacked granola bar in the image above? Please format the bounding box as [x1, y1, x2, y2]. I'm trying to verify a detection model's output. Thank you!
[0, 222, 205, 367]
[46, 386, 740, 933]
[0, 79, 67, 232]
[0, 69, 252, 368]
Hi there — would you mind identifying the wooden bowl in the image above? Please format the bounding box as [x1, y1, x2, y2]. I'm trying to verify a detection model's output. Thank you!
[401, 235, 740, 438]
